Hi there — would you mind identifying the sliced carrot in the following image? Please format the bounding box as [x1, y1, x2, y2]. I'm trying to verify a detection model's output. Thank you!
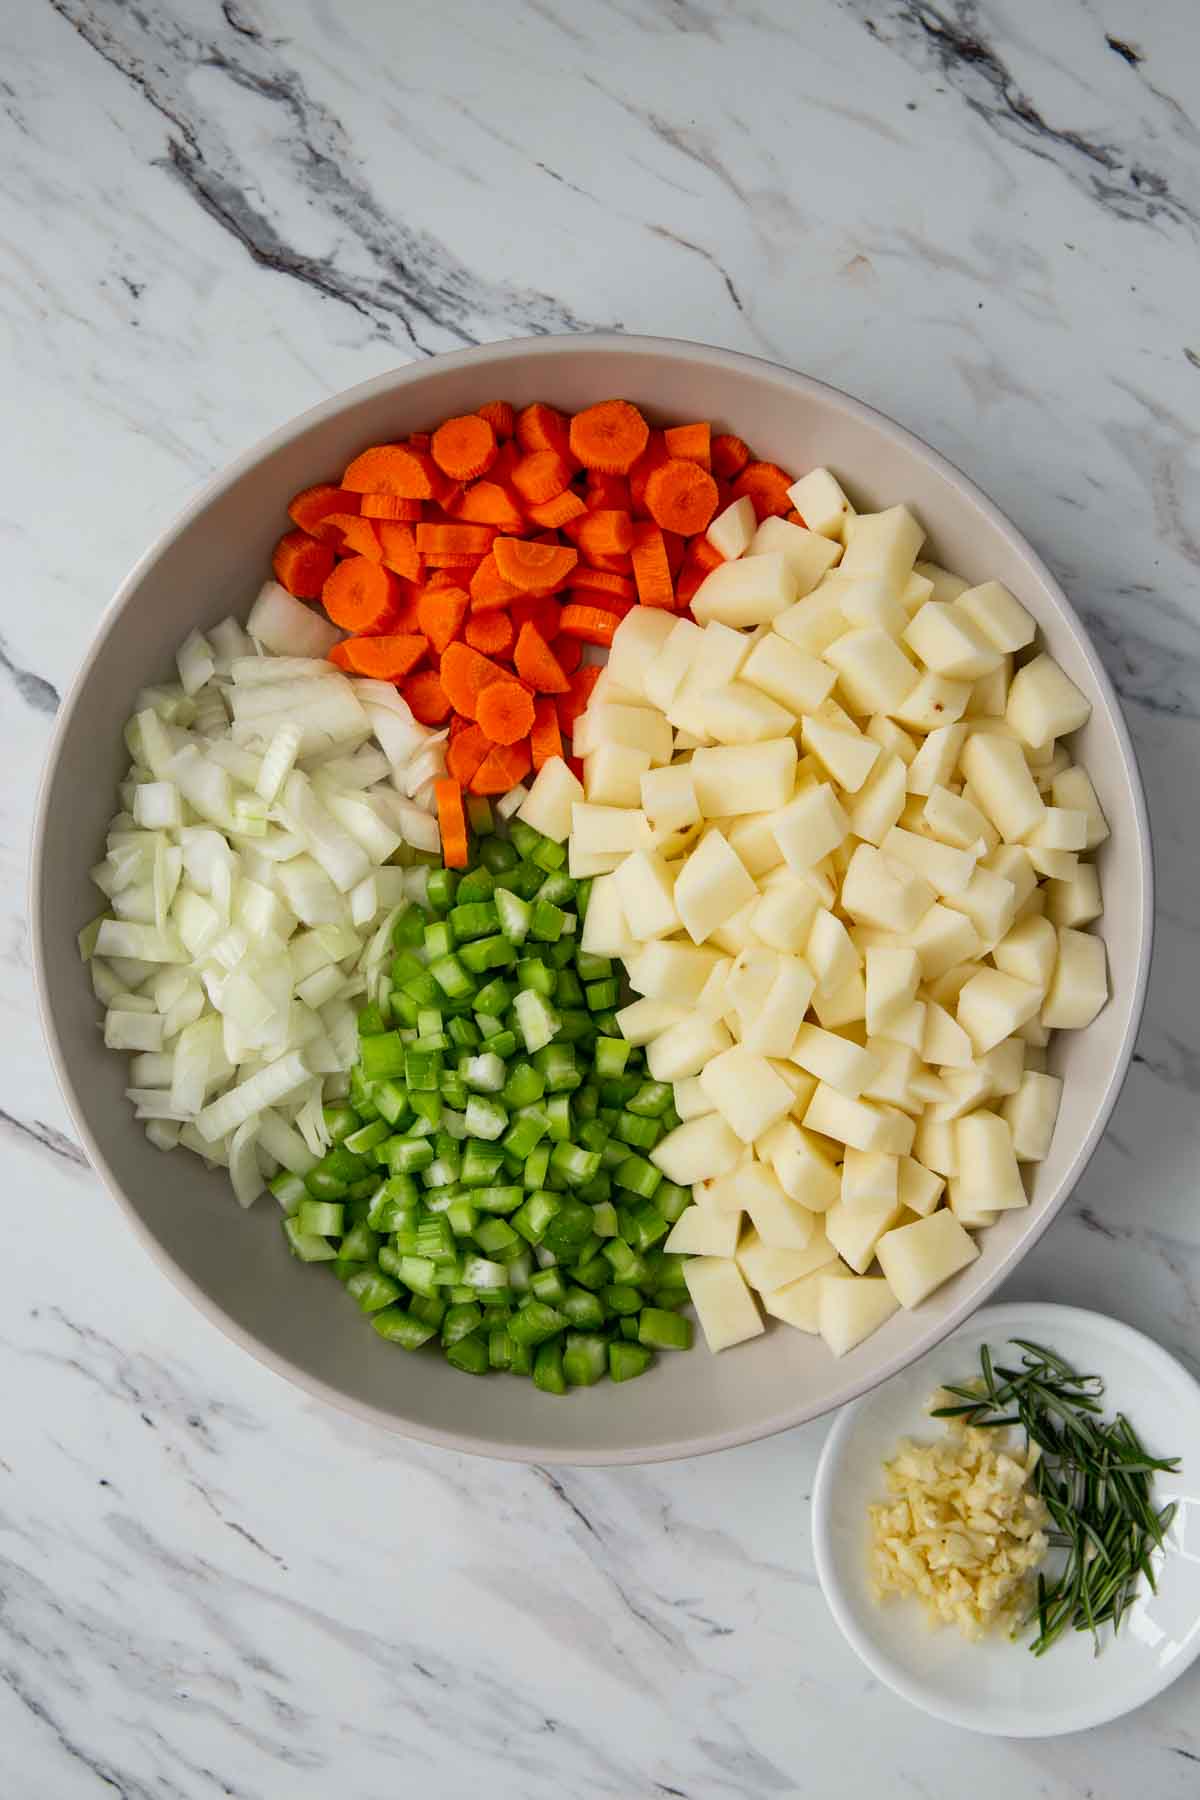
[287, 484, 361, 539]
[675, 536, 725, 606]
[324, 513, 384, 561]
[359, 493, 423, 521]
[565, 590, 634, 620]
[711, 432, 751, 480]
[471, 739, 532, 796]
[415, 522, 496, 558]
[629, 521, 674, 609]
[552, 633, 582, 675]
[566, 754, 584, 783]
[417, 585, 469, 655]
[585, 472, 632, 512]
[423, 551, 485, 569]
[557, 664, 602, 735]
[514, 622, 570, 694]
[492, 536, 578, 592]
[476, 400, 515, 439]
[524, 489, 588, 530]
[447, 721, 492, 787]
[510, 593, 563, 640]
[530, 696, 564, 771]
[786, 507, 807, 526]
[453, 481, 526, 532]
[476, 680, 536, 746]
[663, 529, 686, 579]
[431, 414, 497, 482]
[404, 668, 452, 726]
[643, 458, 719, 536]
[321, 556, 401, 633]
[516, 402, 571, 457]
[407, 432, 431, 451]
[663, 421, 711, 468]
[376, 521, 422, 582]
[732, 460, 794, 520]
[435, 777, 470, 869]
[510, 450, 573, 506]
[567, 565, 637, 603]
[336, 633, 428, 680]
[569, 399, 650, 474]
[557, 604, 619, 647]
[464, 611, 516, 658]
[440, 640, 509, 719]
[389, 582, 424, 634]
[342, 444, 442, 499]
[491, 439, 521, 482]
[469, 551, 520, 611]
[272, 529, 336, 600]
[629, 430, 671, 514]
[569, 509, 634, 559]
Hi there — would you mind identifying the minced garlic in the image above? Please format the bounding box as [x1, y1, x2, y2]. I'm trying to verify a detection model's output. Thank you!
[868, 1393, 1049, 1640]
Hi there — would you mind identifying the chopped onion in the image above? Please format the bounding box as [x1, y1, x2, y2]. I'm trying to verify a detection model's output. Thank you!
[177, 628, 216, 697]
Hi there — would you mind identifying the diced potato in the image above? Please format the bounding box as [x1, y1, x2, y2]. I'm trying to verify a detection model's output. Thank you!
[606, 606, 679, 698]
[701, 1047, 795, 1143]
[584, 744, 652, 808]
[904, 602, 1005, 680]
[674, 828, 758, 945]
[819, 1272, 899, 1356]
[868, 715, 918, 764]
[847, 752, 908, 846]
[1003, 1070, 1063, 1161]
[800, 717, 880, 793]
[902, 572, 934, 614]
[756, 1118, 841, 1211]
[877, 1210, 979, 1308]
[742, 956, 816, 1057]
[625, 939, 725, 1003]
[841, 1147, 899, 1213]
[579, 871, 638, 958]
[824, 1196, 904, 1274]
[941, 864, 1017, 948]
[643, 618, 704, 712]
[861, 1040, 921, 1109]
[568, 843, 623, 880]
[838, 505, 924, 589]
[898, 1155, 945, 1217]
[955, 580, 1035, 652]
[1025, 807, 1088, 853]
[914, 1115, 957, 1177]
[804, 1083, 915, 1155]
[647, 1014, 734, 1082]
[725, 943, 779, 1021]
[1051, 765, 1109, 850]
[774, 592, 849, 656]
[1046, 862, 1102, 928]
[923, 784, 995, 851]
[724, 811, 785, 880]
[770, 783, 850, 872]
[807, 907, 861, 994]
[684, 1256, 764, 1352]
[914, 561, 968, 605]
[664, 1205, 742, 1258]
[749, 515, 843, 590]
[614, 996, 688, 1045]
[518, 757, 584, 842]
[965, 657, 1012, 720]
[1006, 653, 1091, 747]
[908, 901, 983, 980]
[950, 1111, 1028, 1215]
[959, 733, 1046, 843]
[786, 467, 853, 540]
[975, 1037, 1025, 1098]
[739, 1167, 818, 1251]
[824, 627, 918, 715]
[651, 1113, 744, 1185]
[906, 723, 968, 796]
[993, 913, 1058, 988]
[891, 672, 972, 731]
[1041, 927, 1108, 1029]
[750, 876, 821, 952]
[880, 824, 978, 897]
[956, 967, 1043, 1054]
[613, 849, 679, 941]
[761, 1270, 825, 1332]
[570, 803, 653, 859]
[738, 1229, 837, 1295]
[840, 845, 936, 933]
[701, 681, 797, 745]
[790, 1022, 878, 1096]
[691, 739, 798, 817]
[933, 1069, 1000, 1122]
[741, 632, 838, 718]
[695, 954, 736, 1019]
[828, 574, 908, 639]
[672, 1075, 713, 1122]
[1025, 844, 1079, 881]
[811, 969, 867, 1030]
[574, 702, 674, 766]
[861, 946, 919, 1038]
[691, 551, 799, 627]
[640, 763, 700, 837]
[922, 1000, 974, 1068]
[706, 494, 757, 561]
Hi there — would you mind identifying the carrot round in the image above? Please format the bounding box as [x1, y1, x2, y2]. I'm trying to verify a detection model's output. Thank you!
[516, 402, 571, 457]
[417, 585, 469, 655]
[335, 633, 428, 680]
[324, 513, 384, 561]
[524, 489, 588, 530]
[287, 484, 361, 539]
[557, 664, 602, 736]
[663, 421, 711, 468]
[556, 604, 619, 648]
[447, 720, 492, 786]
[403, 668, 452, 725]
[585, 473, 633, 512]
[675, 536, 725, 606]
[321, 555, 401, 633]
[476, 400, 515, 439]
[454, 481, 527, 532]
[431, 414, 497, 482]
[510, 450, 573, 505]
[471, 739, 532, 795]
[565, 590, 634, 621]
[711, 433, 752, 480]
[440, 640, 509, 719]
[407, 432, 431, 451]
[567, 565, 636, 602]
[342, 444, 442, 499]
[469, 551, 520, 612]
[569, 400, 649, 474]
[732, 460, 795, 520]
[415, 523, 496, 558]
[476, 679, 535, 746]
[530, 696, 564, 771]
[272, 529, 336, 600]
[376, 521, 421, 581]
[492, 536, 578, 592]
[570, 508, 634, 559]
[643, 458, 719, 535]
[553, 633, 583, 676]
[510, 593, 562, 639]
[359, 494, 423, 521]
[629, 521, 674, 609]
[514, 622, 569, 694]
[464, 611, 516, 658]
[435, 778, 470, 869]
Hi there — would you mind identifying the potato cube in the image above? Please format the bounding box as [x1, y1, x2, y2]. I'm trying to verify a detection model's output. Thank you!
[922, 1000, 974, 1068]
[950, 1111, 1028, 1214]
[904, 725, 967, 799]
[574, 701, 674, 766]
[806, 907, 861, 996]
[913, 560, 968, 605]
[923, 784, 994, 851]
[846, 752, 907, 847]
[902, 572, 935, 614]
[674, 829, 758, 945]
[891, 672, 972, 731]
[838, 505, 924, 588]
[740, 632, 837, 719]
[691, 551, 799, 627]
[867, 715, 918, 764]
[786, 467, 853, 540]
[701, 1047, 795, 1143]
[840, 844, 936, 933]
[1006, 653, 1091, 746]
[859, 1040, 920, 1110]
[643, 618, 704, 712]
[774, 592, 849, 656]
[695, 954, 736, 1020]
[877, 1210, 979, 1309]
[749, 877, 821, 953]
[663, 1205, 742, 1258]
[818, 1273, 899, 1356]
[1025, 844, 1079, 881]
[904, 602, 1005, 679]
[568, 843, 623, 880]
[975, 1037, 1026, 1098]
[705, 494, 757, 561]
[959, 733, 1046, 842]
[800, 717, 880, 793]
[605, 606, 679, 698]
[811, 969, 868, 1030]
[881, 823, 978, 897]
[965, 658, 1012, 720]
[738, 1231, 838, 1296]
[863, 946, 921, 1036]
[841, 1147, 899, 1214]
[739, 1167, 818, 1251]
[1046, 862, 1102, 928]
[760, 1271, 823, 1332]
[570, 803, 653, 859]
[1041, 927, 1108, 1029]
[584, 744, 652, 808]
[615, 996, 688, 1045]
[579, 871, 638, 958]
[742, 956, 816, 1057]
[941, 865, 1017, 948]
[913, 1114, 957, 1177]
[804, 1083, 915, 1155]
[993, 913, 1058, 988]
[1003, 1070, 1064, 1161]
[646, 1014, 734, 1083]
[770, 783, 850, 874]
[898, 1156, 945, 1217]
[955, 580, 1035, 652]
[956, 967, 1043, 1054]
[625, 940, 724, 1006]
[907, 903, 983, 981]
[701, 681, 797, 744]
[789, 1023, 878, 1096]
[691, 740, 797, 817]
[1051, 765, 1109, 851]
[684, 1256, 764, 1352]
[612, 849, 680, 942]
[824, 627, 918, 716]
[749, 516, 843, 591]
[755, 1118, 840, 1212]
[651, 1113, 744, 1185]
[1026, 808, 1089, 856]
[824, 1198, 904, 1276]
[518, 757, 585, 842]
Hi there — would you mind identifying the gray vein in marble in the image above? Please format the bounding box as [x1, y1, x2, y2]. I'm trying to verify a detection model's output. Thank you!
[0, 634, 60, 714]
[46, 0, 612, 352]
[846, 1, 1198, 232]
[0, 1106, 86, 1170]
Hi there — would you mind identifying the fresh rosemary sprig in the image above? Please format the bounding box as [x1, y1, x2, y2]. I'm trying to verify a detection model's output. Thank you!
[931, 1338, 1180, 1656]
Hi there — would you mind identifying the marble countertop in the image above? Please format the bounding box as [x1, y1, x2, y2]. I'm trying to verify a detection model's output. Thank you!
[4, 0, 1199, 1792]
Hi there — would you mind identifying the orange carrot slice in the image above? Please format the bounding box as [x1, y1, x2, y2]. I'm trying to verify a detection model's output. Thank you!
[711, 433, 751, 480]
[476, 679, 535, 746]
[553, 634, 582, 676]
[272, 529, 336, 600]
[336, 633, 428, 680]
[629, 429, 671, 515]
[417, 585, 469, 655]
[585, 472, 633, 512]
[510, 593, 562, 639]
[431, 414, 498, 482]
[469, 551, 520, 612]
[321, 556, 401, 632]
[464, 611, 516, 658]
[732, 460, 794, 520]
[675, 536, 725, 606]
[287, 484, 361, 538]
[663, 421, 711, 468]
[629, 521, 674, 609]
[514, 622, 569, 694]
[324, 513, 384, 561]
[492, 536, 578, 591]
[643, 458, 719, 536]
[470, 739, 532, 795]
[415, 523, 496, 558]
[453, 481, 527, 532]
[342, 444, 442, 499]
[569, 509, 634, 559]
[435, 777, 470, 869]
[569, 399, 650, 474]
[447, 721, 492, 786]
[557, 664, 602, 735]
[376, 521, 422, 581]
[516, 402, 571, 457]
[530, 696, 564, 771]
[567, 565, 636, 603]
[403, 668, 452, 725]
[510, 450, 574, 505]
[359, 494, 424, 521]
[524, 490, 588, 530]
[556, 604, 619, 647]
[476, 400, 515, 439]
[440, 641, 509, 719]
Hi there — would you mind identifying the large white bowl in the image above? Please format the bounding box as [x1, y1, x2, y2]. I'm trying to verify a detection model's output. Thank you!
[31, 335, 1152, 1464]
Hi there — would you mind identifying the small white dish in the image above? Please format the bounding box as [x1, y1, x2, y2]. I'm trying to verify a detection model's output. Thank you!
[812, 1302, 1200, 1737]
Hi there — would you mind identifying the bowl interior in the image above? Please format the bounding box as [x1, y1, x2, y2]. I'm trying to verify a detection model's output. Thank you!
[34, 337, 1150, 1463]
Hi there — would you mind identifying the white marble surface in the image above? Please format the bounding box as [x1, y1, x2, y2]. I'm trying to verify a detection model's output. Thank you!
[3, 0, 1200, 1791]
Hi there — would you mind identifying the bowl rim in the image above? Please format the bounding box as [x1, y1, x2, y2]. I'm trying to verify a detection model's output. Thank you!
[30, 332, 1154, 1465]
